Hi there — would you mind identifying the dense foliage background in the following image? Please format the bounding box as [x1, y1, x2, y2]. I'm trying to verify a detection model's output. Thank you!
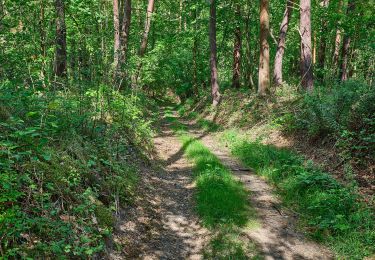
[0, 0, 374, 258]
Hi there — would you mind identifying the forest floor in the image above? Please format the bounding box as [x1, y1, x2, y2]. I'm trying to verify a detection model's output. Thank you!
[110, 107, 333, 259]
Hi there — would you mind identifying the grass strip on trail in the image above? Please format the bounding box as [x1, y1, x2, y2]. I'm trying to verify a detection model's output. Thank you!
[163, 107, 260, 259]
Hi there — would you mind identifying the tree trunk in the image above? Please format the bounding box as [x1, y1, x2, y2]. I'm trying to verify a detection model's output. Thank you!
[317, 0, 329, 82]
[113, 0, 120, 78]
[300, 0, 313, 91]
[133, 0, 155, 85]
[332, 0, 343, 67]
[209, 0, 220, 105]
[139, 0, 155, 56]
[244, 5, 254, 89]
[258, 0, 270, 96]
[39, 0, 46, 79]
[54, 0, 67, 78]
[120, 0, 131, 68]
[340, 0, 355, 82]
[232, 5, 241, 89]
[273, 0, 293, 86]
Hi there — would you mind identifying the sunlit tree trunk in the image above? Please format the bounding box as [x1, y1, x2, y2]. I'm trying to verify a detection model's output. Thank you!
[54, 0, 67, 77]
[244, 5, 254, 88]
[340, 0, 355, 81]
[209, 0, 220, 105]
[273, 0, 293, 86]
[120, 0, 131, 68]
[139, 0, 155, 56]
[39, 0, 46, 79]
[300, 0, 313, 91]
[113, 0, 121, 79]
[232, 4, 241, 89]
[134, 0, 155, 84]
[317, 0, 329, 82]
[258, 0, 270, 96]
[332, 0, 343, 68]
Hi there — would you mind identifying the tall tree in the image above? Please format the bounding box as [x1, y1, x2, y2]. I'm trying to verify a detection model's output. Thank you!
[113, 0, 121, 78]
[54, 0, 67, 77]
[120, 0, 132, 68]
[139, 0, 155, 57]
[232, 4, 241, 89]
[300, 0, 313, 91]
[273, 0, 294, 86]
[317, 0, 329, 82]
[340, 0, 355, 81]
[258, 0, 270, 95]
[39, 0, 46, 78]
[332, 0, 343, 68]
[134, 0, 155, 84]
[209, 0, 220, 105]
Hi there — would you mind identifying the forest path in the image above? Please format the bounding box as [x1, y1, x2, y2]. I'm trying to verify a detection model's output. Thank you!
[111, 110, 210, 259]
[183, 117, 334, 260]
[111, 108, 332, 259]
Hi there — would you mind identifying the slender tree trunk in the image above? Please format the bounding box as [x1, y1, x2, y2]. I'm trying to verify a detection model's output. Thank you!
[39, 0, 46, 79]
[300, 0, 313, 91]
[258, 0, 270, 96]
[193, 38, 198, 95]
[120, 0, 131, 68]
[54, 0, 67, 77]
[232, 4, 241, 89]
[244, 5, 254, 88]
[113, 0, 120, 79]
[133, 0, 155, 84]
[332, 0, 343, 67]
[317, 0, 329, 82]
[340, 0, 355, 81]
[209, 0, 220, 105]
[273, 0, 293, 86]
[139, 0, 155, 56]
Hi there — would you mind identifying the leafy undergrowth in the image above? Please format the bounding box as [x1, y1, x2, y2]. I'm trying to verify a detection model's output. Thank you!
[164, 108, 260, 259]
[0, 82, 154, 258]
[220, 130, 375, 259]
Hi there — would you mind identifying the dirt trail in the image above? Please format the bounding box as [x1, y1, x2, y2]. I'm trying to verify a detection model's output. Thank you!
[187, 124, 333, 260]
[110, 119, 209, 259]
[111, 111, 333, 259]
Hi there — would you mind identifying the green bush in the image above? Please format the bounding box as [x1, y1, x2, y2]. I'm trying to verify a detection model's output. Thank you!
[294, 80, 375, 162]
[0, 82, 153, 258]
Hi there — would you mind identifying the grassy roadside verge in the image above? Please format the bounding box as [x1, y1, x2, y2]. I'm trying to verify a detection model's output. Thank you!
[175, 99, 374, 259]
[219, 129, 375, 259]
[163, 107, 260, 259]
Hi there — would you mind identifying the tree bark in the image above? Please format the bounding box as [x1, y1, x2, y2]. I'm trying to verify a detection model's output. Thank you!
[113, 0, 121, 78]
[120, 0, 131, 67]
[332, 0, 343, 67]
[39, 0, 46, 78]
[317, 0, 329, 82]
[232, 4, 241, 89]
[273, 0, 293, 86]
[300, 0, 313, 91]
[258, 0, 270, 96]
[340, 0, 355, 81]
[209, 0, 220, 105]
[244, 5, 254, 89]
[139, 0, 155, 57]
[54, 0, 67, 78]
